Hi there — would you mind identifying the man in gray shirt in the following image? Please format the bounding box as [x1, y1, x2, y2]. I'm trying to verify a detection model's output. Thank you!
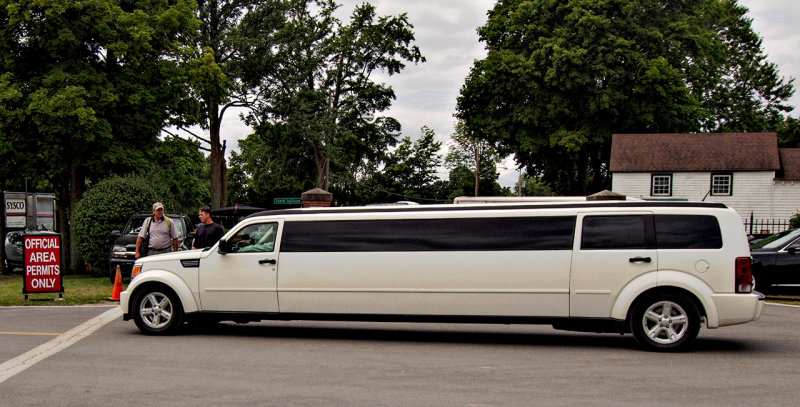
[135, 202, 178, 258]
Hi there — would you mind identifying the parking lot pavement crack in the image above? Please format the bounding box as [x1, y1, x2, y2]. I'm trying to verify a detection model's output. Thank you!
[0, 307, 122, 384]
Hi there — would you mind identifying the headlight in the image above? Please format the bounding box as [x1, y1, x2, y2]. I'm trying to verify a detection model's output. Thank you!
[131, 264, 142, 280]
[112, 245, 128, 258]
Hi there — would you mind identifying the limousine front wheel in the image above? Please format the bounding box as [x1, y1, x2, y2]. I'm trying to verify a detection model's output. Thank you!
[630, 293, 700, 352]
[132, 286, 184, 335]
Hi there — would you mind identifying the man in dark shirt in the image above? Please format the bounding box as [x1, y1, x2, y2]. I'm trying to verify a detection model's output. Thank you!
[192, 206, 224, 249]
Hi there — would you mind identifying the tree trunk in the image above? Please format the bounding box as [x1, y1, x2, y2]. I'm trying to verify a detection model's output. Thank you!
[68, 163, 86, 273]
[474, 144, 480, 196]
[58, 177, 70, 273]
[316, 155, 330, 191]
[576, 150, 589, 196]
[56, 203, 67, 272]
[57, 158, 85, 274]
[208, 99, 227, 209]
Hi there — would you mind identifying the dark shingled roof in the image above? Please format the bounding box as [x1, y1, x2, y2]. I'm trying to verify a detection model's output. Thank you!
[610, 133, 780, 172]
[777, 148, 800, 181]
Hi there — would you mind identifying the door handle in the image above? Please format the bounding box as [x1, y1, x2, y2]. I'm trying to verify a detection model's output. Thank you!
[629, 257, 651, 263]
[258, 259, 276, 264]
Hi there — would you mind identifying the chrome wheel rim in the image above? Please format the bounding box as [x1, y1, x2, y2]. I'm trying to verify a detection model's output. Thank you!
[139, 292, 173, 330]
[641, 300, 688, 345]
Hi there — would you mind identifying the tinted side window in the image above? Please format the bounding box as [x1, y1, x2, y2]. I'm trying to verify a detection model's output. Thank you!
[654, 215, 722, 249]
[281, 216, 575, 252]
[581, 215, 646, 250]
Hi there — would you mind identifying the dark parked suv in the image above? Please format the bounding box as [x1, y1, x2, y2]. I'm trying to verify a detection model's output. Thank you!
[109, 212, 194, 282]
[750, 228, 800, 293]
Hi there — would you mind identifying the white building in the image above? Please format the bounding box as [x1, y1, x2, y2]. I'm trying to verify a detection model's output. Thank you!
[610, 132, 800, 234]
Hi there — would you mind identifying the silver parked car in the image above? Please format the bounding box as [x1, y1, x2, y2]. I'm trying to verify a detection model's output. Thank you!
[4, 230, 60, 271]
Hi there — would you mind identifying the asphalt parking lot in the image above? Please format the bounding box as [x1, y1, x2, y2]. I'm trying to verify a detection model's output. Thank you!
[1, 302, 799, 406]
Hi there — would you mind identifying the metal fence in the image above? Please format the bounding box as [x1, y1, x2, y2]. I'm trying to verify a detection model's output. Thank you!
[742, 218, 791, 236]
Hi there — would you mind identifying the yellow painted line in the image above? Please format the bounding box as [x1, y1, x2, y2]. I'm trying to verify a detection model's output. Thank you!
[0, 331, 62, 336]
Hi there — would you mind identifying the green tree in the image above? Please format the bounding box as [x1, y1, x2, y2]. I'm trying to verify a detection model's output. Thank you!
[145, 135, 210, 214]
[777, 116, 800, 148]
[1, 0, 197, 272]
[704, 4, 794, 132]
[445, 165, 507, 201]
[383, 126, 443, 198]
[248, 1, 424, 192]
[457, 0, 794, 195]
[445, 121, 504, 197]
[73, 176, 168, 274]
[354, 126, 445, 203]
[170, 0, 304, 209]
[227, 123, 318, 207]
[515, 173, 556, 197]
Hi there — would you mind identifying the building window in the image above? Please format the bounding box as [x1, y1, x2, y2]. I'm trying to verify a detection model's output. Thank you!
[711, 173, 732, 196]
[651, 174, 672, 196]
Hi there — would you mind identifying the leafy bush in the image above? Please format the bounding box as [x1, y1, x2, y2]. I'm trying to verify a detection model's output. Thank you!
[791, 212, 800, 229]
[73, 176, 168, 272]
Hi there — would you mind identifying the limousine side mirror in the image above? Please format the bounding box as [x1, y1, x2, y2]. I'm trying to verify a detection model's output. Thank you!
[788, 246, 797, 255]
[109, 230, 121, 239]
[218, 239, 231, 254]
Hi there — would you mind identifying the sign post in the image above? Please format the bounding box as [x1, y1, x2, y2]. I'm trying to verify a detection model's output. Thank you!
[23, 234, 63, 302]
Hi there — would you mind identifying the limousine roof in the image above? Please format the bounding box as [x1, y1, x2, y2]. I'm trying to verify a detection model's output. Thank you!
[246, 201, 728, 219]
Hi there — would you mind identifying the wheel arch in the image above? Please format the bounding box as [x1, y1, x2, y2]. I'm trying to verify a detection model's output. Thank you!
[611, 271, 715, 327]
[126, 271, 198, 317]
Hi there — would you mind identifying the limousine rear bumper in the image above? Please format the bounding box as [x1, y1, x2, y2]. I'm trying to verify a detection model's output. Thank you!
[710, 293, 764, 328]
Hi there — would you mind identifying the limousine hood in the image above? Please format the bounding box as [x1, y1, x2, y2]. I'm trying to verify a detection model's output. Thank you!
[138, 249, 203, 264]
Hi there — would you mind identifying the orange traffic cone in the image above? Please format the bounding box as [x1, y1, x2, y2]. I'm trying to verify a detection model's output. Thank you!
[108, 265, 123, 301]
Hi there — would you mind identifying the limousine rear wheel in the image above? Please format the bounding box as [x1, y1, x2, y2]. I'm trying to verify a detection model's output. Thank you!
[132, 286, 184, 335]
[630, 293, 700, 352]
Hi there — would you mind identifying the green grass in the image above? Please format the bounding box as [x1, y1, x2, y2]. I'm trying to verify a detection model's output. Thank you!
[0, 274, 116, 306]
[764, 295, 800, 306]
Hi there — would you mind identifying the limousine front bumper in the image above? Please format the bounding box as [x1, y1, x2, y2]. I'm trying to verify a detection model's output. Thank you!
[710, 292, 764, 328]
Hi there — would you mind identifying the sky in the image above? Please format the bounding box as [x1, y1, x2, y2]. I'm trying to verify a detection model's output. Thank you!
[208, 0, 800, 189]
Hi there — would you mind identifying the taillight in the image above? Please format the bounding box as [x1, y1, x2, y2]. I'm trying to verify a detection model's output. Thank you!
[735, 257, 753, 293]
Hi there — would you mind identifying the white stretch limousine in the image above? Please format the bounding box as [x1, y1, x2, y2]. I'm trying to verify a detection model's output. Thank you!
[120, 201, 764, 351]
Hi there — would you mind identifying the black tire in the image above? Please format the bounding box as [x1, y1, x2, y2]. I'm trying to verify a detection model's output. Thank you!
[131, 286, 184, 335]
[630, 293, 701, 352]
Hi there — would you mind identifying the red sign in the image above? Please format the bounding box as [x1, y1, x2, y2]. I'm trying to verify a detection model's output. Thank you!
[23, 235, 63, 294]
